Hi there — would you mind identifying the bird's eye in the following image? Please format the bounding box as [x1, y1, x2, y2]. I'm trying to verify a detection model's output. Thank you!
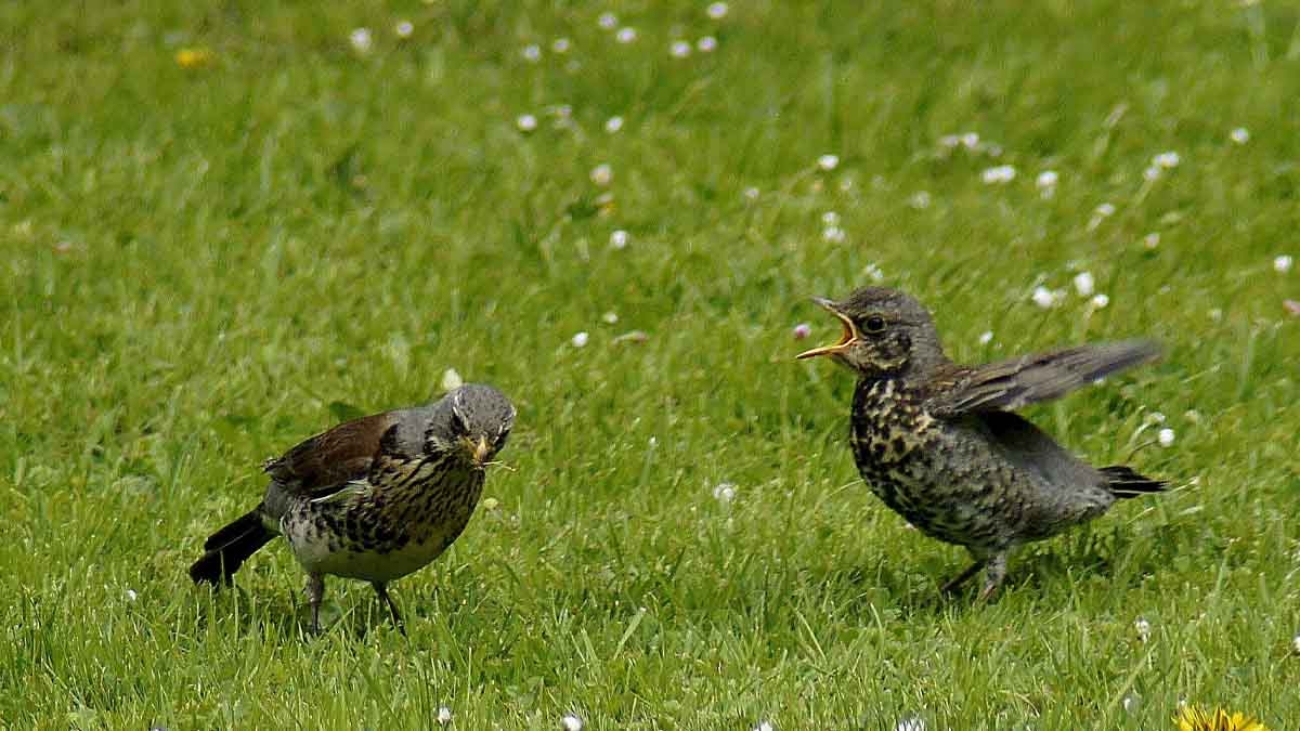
[863, 315, 886, 334]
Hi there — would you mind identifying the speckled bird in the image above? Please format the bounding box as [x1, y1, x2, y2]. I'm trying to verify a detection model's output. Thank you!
[798, 287, 1167, 599]
[189, 383, 515, 633]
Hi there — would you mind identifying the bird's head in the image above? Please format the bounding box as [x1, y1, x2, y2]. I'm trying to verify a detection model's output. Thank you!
[796, 287, 947, 377]
[428, 384, 516, 469]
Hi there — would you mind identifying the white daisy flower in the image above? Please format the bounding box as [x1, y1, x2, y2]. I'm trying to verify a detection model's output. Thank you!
[708, 2, 730, 19]
[616, 27, 638, 43]
[979, 331, 994, 345]
[349, 28, 373, 54]
[697, 36, 718, 52]
[817, 154, 840, 171]
[521, 44, 542, 62]
[980, 165, 1016, 184]
[609, 230, 630, 249]
[669, 40, 692, 58]
[1274, 254, 1293, 273]
[516, 114, 538, 132]
[560, 714, 584, 731]
[394, 20, 414, 39]
[598, 12, 618, 29]
[604, 116, 624, 133]
[590, 164, 613, 186]
[552, 37, 571, 53]
[1157, 428, 1175, 448]
[1230, 127, 1250, 144]
[1073, 271, 1095, 297]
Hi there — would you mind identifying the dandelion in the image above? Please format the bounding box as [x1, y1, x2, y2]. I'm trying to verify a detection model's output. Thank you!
[1144, 232, 1161, 249]
[909, 191, 932, 209]
[697, 36, 718, 52]
[598, 12, 618, 29]
[979, 331, 994, 345]
[395, 20, 415, 39]
[516, 114, 538, 132]
[522, 44, 542, 62]
[175, 47, 214, 69]
[822, 226, 846, 243]
[1031, 286, 1059, 309]
[895, 718, 926, 731]
[609, 230, 630, 249]
[708, 2, 730, 19]
[793, 323, 812, 340]
[669, 40, 692, 57]
[1073, 271, 1095, 297]
[1134, 616, 1152, 642]
[349, 28, 373, 54]
[604, 116, 624, 133]
[1158, 428, 1176, 448]
[1175, 707, 1270, 731]
[817, 154, 840, 171]
[436, 706, 453, 725]
[551, 37, 571, 53]
[1273, 255, 1293, 273]
[560, 714, 584, 731]
[980, 165, 1017, 184]
[616, 27, 638, 43]
[590, 164, 613, 186]
[1091, 293, 1110, 309]
[1154, 151, 1181, 169]
[1230, 127, 1250, 144]
[571, 332, 590, 348]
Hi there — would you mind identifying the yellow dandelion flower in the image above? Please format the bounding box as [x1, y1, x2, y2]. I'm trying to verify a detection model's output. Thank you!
[175, 47, 214, 69]
[1176, 706, 1269, 731]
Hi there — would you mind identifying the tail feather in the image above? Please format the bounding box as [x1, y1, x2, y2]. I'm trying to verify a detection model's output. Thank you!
[1101, 465, 1167, 499]
[189, 508, 277, 585]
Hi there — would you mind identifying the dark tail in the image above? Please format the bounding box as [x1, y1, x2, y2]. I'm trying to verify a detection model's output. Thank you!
[1101, 465, 1167, 499]
[189, 507, 277, 585]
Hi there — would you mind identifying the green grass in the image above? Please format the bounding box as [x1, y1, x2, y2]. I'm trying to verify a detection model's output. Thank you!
[3, 1, 1299, 728]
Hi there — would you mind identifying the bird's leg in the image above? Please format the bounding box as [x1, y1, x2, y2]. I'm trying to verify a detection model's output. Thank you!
[373, 582, 406, 636]
[976, 553, 1008, 603]
[940, 559, 987, 595]
[305, 574, 326, 634]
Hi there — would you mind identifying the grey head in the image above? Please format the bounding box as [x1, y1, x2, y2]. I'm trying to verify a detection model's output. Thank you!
[421, 383, 516, 469]
[797, 286, 950, 378]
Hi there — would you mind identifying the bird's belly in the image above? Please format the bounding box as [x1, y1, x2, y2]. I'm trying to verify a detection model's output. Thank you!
[852, 423, 1015, 549]
[283, 504, 473, 583]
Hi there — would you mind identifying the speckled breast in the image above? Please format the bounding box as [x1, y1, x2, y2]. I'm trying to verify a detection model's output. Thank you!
[849, 377, 969, 546]
[283, 458, 485, 583]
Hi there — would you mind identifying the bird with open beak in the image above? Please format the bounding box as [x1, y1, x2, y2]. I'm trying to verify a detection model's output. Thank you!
[799, 286, 1167, 600]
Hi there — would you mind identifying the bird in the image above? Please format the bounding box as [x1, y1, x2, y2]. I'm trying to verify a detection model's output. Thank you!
[189, 383, 516, 633]
[797, 286, 1167, 600]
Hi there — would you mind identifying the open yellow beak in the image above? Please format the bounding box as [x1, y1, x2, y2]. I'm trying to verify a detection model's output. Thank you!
[796, 297, 859, 360]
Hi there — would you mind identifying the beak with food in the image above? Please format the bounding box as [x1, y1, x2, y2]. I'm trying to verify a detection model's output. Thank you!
[462, 435, 493, 468]
[796, 297, 859, 360]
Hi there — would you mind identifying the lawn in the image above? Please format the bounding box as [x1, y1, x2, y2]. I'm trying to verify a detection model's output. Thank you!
[2, 1, 1299, 728]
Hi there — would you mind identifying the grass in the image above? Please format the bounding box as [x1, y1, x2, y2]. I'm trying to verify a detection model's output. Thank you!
[2, 1, 1299, 728]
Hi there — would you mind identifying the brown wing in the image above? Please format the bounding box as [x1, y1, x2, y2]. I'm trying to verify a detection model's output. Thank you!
[262, 411, 399, 496]
[925, 339, 1160, 417]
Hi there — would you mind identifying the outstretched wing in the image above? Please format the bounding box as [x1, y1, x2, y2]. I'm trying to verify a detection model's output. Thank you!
[925, 339, 1160, 418]
[263, 412, 399, 497]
